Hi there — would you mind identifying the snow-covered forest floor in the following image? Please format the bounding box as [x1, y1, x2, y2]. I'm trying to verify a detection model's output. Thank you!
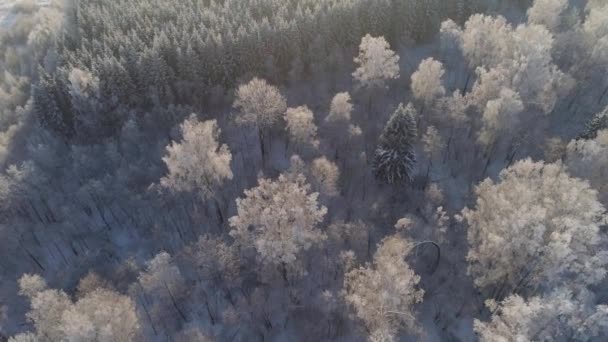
[0, 0, 607, 341]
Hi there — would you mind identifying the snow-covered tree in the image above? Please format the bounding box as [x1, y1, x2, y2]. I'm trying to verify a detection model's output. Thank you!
[8, 333, 39, 342]
[15, 274, 140, 342]
[372, 103, 418, 184]
[543, 137, 567, 163]
[328, 220, 371, 259]
[475, 289, 608, 341]
[136, 252, 187, 330]
[352, 35, 400, 90]
[583, 1, 608, 53]
[458, 14, 513, 68]
[468, 66, 511, 111]
[439, 90, 469, 126]
[509, 24, 573, 113]
[527, 0, 568, 32]
[411, 58, 446, 107]
[478, 88, 524, 146]
[324, 92, 361, 160]
[59, 288, 140, 342]
[326, 92, 354, 124]
[76, 272, 111, 298]
[233, 78, 287, 128]
[461, 159, 608, 296]
[458, 14, 572, 113]
[565, 129, 608, 203]
[233, 77, 287, 161]
[185, 235, 241, 288]
[310, 157, 340, 196]
[422, 126, 444, 159]
[229, 174, 327, 265]
[160, 115, 233, 199]
[138, 252, 185, 296]
[344, 235, 424, 341]
[18, 275, 71, 342]
[284, 105, 319, 150]
[439, 19, 462, 57]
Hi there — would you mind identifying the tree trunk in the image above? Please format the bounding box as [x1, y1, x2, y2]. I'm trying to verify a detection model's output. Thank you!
[462, 72, 471, 96]
[206, 300, 216, 325]
[138, 295, 158, 336]
[164, 282, 187, 321]
[213, 197, 225, 226]
[258, 128, 266, 167]
[599, 84, 608, 105]
[280, 262, 289, 288]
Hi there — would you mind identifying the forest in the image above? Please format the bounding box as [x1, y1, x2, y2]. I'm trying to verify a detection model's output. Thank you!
[0, 0, 607, 340]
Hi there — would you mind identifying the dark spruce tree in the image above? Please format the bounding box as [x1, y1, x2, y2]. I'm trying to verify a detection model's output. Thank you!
[578, 106, 608, 140]
[372, 103, 418, 184]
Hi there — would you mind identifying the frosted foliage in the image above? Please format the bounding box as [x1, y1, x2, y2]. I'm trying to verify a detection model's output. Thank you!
[68, 68, 99, 97]
[16, 274, 139, 342]
[460, 16, 571, 112]
[478, 88, 524, 145]
[422, 126, 444, 157]
[459, 14, 513, 68]
[160, 116, 233, 198]
[353, 35, 400, 89]
[463, 159, 608, 292]
[284, 106, 319, 148]
[583, 3, 608, 68]
[288, 154, 307, 177]
[468, 66, 511, 111]
[138, 252, 184, 293]
[229, 174, 327, 265]
[344, 236, 424, 340]
[543, 137, 566, 163]
[329, 221, 369, 257]
[426, 183, 444, 205]
[584, 2, 608, 40]
[583, 2, 608, 68]
[441, 91, 469, 124]
[349, 124, 363, 138]
[77, 272, 110, 297]
[591, 36, 608, 66]
[174, 327, 214, 341]
[527, 0, 568, 31]
[565, 130, 608, 199]
[18, 274, 47, 298]
[439, 19, 462, 53]
[26, 289, 71, 342]
[233, 78, 287, 128]
[188, 235, 240, 285]
[59, 289, 139, 342]
[475, 290, 608, 341]
[8, 333, 38, 342]
[310, 157, 340, 196]
[369, 327, 396, 342]
[509, 24, 572, 113]
[326, 92, 354, 123]
[411, 58, 446, 105]
[394, 217, 414, 231]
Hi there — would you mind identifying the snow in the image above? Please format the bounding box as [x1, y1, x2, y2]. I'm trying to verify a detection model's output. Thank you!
[0, 0, 49, 29]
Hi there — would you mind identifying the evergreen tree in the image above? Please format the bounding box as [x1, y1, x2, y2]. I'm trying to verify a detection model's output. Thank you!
[33, 72, 74, 138]
[372, 103, 418, 184]
[578, 106, 608, 140]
